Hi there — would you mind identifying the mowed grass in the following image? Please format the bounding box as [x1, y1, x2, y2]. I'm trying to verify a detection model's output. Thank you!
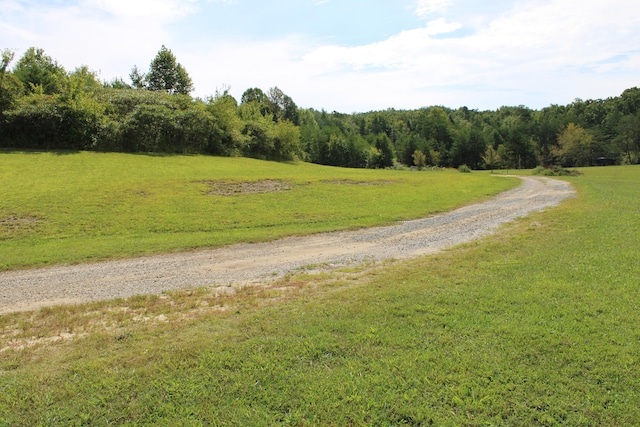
[0, 151, 515, 270]
[0, 163, 638, 425]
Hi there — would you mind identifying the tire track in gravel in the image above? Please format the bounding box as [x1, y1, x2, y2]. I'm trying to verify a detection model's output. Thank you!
[0, 176, 575, 314]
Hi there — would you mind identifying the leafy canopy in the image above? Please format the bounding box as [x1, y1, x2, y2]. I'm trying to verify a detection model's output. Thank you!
[131, 45, 194, 95]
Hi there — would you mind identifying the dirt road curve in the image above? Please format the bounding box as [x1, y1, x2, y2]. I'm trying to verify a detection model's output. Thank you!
[0, 176, 575, 314]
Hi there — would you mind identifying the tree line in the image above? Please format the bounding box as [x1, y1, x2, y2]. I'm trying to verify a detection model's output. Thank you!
[2, 46, 639, 168]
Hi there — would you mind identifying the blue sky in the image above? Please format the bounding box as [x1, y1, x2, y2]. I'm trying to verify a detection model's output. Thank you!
[2, 0, 640, 112]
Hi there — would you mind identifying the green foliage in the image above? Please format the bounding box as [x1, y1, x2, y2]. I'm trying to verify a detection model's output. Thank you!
[532, 165, 583, 176]
[553, 123, 595, 166]
[451, 125, 486, 168]
[205, 91, 244, 155]
[370, 132, 394, 168]
[0, 48, 14, 74]
[429, 148, 441, 166]
[614, 114, 640, 164]
[241, 87, 269, 105]
[12, 47, 67, 95]
[267, 86, 299, 124]
[237, 98, 303, 161]
[0, 71, 22, 114]
[457, 163, 471, 173]
[411, 149, 427, 169]
[144, 45, 193, 95]
[2, 46, 640, 168]
[1, 93, 103, 150]
[121, 103, 181, 152]
[103, 76, 131, 90]
[111, 93, 226, 154]
[496, 106, 538, 169]
[129, 65, 146, 89]
[482, 144, 500, 171]
[397, 132, 425, 166]
[238, 101, 276, 158]
[240, 86, 300, 126]
[67, 66, 102, 95]
[270, 119, 301, 161]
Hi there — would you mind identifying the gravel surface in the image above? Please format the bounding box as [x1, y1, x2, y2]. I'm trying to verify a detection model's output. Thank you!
[0, 176, 575, 314]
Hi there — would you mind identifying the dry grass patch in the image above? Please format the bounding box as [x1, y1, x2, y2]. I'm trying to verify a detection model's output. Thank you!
[0, 215, 42, 239]
[0, 260, 381, 356]
[201, 179, 295, 196]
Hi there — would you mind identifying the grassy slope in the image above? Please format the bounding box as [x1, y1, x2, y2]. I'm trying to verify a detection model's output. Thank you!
[0, 151, 514, 270]
[0, 165, 638, 425]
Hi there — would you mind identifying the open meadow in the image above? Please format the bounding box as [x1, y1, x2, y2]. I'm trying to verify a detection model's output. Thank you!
[0, 151, 514, 271]
[0, 154, 638, 425]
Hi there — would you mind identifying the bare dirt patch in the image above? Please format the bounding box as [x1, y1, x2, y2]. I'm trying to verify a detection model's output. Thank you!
[0, 215, 41, 239]
[201, 179, 294, 196]
[0, 331, 83, 353]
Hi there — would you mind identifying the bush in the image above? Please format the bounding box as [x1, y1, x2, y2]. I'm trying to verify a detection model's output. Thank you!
[458, 164, 472, 173]
[120, 103, 179, 152]
[0, 94, 102, 150]
[532, 165, 583, 176]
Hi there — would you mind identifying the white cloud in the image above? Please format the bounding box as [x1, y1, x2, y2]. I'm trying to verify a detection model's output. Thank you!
[3, 0, 640, 111]
[312, 0, 640, 109]
[1, 0, 201, 80]
[302, 18, 462, 75]
[82, 0, 199, 20]
[414, 0, 452, 18]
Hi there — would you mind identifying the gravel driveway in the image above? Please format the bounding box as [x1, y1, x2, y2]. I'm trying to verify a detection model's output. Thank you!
[0, 176, 575, 314]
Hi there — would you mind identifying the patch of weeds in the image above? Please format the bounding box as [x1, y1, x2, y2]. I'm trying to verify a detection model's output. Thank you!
[0, 214, 42, 240]
[533, 165, 583, 176]
[200, 179, 294, 196]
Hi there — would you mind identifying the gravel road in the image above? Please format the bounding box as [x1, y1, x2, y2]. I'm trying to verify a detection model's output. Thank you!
[0, 176, 575, 314]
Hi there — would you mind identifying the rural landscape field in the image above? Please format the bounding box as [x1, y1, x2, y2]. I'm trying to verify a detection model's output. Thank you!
[0, 151, 517, 271]
[0, 151, 638, 425]
[3, 1, 640, 424]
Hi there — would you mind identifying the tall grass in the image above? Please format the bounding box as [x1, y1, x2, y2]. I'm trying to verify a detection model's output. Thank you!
[0, 151, 515, 270]
[0, 165, 638, 425]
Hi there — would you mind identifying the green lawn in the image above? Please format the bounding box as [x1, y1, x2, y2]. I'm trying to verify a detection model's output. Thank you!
[0, 163, 638, 425]
[0, 151, 515, 270]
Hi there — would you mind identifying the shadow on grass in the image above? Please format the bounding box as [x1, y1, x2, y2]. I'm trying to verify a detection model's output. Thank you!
[0, 148, 81, 156]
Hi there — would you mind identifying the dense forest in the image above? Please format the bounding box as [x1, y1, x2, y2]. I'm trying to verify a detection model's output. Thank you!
[1, 46, 639, 169]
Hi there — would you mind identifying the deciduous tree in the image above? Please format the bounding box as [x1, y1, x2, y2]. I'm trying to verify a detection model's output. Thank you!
[267, 86, 299, 124]
[12, 47, 66, 94]
[482, 145, 500, 172]
[0, 50, 22, 114]
[553, 123, 594, 166]
[412, 149, 427, 169]
[140, 45, 194, 95]
[1, 49, 14, 74]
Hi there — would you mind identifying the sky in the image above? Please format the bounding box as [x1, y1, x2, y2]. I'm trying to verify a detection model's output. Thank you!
[2, 0, 640, 113]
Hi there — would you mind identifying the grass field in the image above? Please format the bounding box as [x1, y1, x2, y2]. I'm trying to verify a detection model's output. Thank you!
[0, 151, 515, 270]
[0, 159, 638, 425]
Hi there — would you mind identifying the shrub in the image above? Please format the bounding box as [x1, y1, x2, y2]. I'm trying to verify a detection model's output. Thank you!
[458, 164, 472, 173]
[0, 94, 103, 150]
[532, 165, 583, 176]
